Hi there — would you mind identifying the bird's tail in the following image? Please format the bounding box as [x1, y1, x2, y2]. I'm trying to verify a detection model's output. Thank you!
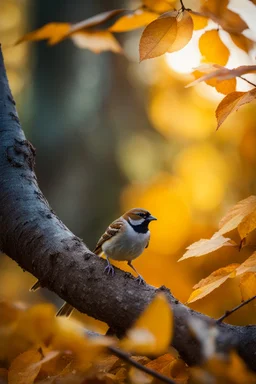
[30, 280, 41, 292]
[56, 302, 74, 317]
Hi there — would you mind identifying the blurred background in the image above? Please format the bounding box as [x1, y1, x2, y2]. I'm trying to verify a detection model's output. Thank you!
[1, 0, 256, 330]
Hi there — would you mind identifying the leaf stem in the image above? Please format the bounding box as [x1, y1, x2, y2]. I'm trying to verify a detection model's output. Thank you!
[216, 295, 256, 323]
[108, 345, 176, 384]
[179, 0, 186, 11]
[239, 76, 256, 88]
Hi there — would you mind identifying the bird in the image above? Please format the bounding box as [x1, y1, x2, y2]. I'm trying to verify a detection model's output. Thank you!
[30, 208, 157, 318]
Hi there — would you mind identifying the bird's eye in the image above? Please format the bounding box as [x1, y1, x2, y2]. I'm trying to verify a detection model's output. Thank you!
[138, 213, 145, 218]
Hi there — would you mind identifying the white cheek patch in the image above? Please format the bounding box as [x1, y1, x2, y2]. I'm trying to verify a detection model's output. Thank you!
[129, 218, 144, 226]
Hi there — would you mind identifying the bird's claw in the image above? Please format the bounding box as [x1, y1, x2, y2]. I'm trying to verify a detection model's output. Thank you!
[136, 275, 145, 285]
[104, 264, 115, 277]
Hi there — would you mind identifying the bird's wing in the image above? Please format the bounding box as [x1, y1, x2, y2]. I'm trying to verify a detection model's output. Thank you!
[93, 219, 124, 255]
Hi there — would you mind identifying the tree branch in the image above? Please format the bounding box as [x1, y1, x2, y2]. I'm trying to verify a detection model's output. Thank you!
[1, 45, 256, 372]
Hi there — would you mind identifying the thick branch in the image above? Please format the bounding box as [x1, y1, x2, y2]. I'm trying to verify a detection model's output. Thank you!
[0, 46, 256, 371]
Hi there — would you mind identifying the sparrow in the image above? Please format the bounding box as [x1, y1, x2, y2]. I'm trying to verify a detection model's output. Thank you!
[30, 208, 157, 317]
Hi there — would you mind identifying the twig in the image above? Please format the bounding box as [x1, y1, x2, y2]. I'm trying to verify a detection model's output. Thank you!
[108, 345, 176, 384]
[239, 76, 256, 88]
[216, 295, 256, 323]
[179, 0, 186, 11]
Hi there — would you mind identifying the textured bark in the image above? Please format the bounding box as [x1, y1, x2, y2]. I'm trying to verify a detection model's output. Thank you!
[0, 46, 256, 371]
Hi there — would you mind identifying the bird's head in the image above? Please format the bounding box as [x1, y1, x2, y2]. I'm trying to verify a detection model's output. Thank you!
[123, 208, 157, 231]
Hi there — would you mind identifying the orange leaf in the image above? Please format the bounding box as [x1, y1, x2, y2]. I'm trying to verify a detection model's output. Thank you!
[187, 264, 238, 303]
[189, 11, 208, 30]
[230, 34, 254, 53]
[199, 30, 230, 66]
[110, 10, 158, 32]
[236, 252, 256, 276]
[17, 23, 70, 45]
[201, 0, 248, 34]
[239, 272, 256, 301]
[8, 349, 42, 384]
[238, 207, 256, 240]
[179, 234, 234, 261]
[218, 196, 256, 235]
[143, 0, 175, 13]
[168, 11, 194, 53]
[71, 31, 122, 54]
[191, 69, 236, 95]
[216, 89, 256, 129]
[121, 293, 173, 355]
[18, 9, 126, 52]
[139, 15, 177, 61]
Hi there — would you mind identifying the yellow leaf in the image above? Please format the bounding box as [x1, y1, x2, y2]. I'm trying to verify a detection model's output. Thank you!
[8, 349, 42, 384]
[239, 272, 256, 301]
[218, 196, 256, 235]
[17, 23, 70, 45]
[110, 10, 158, 32]
[71, 31, 122, 54]
[18, 9, 126, 52]
[199, 30, 230, 66]
[143, 0, 175, 13]
[236, 252, 256, 276]
[139, 15, 177, 61]
[215, 89, 256, 129]
[52, 317, 112, 371]
[168, 11, 194, 53]
[187, 264, 238, 303]
[191, 69, 236, 95]
[238, 207, 256, 240]
[179, 233, 234, 261]
[121, 293, 173, 355]
[189, 11, 208, 30]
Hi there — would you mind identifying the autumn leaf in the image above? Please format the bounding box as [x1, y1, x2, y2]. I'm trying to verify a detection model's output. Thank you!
[216, 88, 256, 129]
[230, 34, 254, 53]
[71, 31, 122, 54]
[143, 0, 175, 13]
[168, 11, 194, 53]
[239, 272, 256, 301]
[201, 0, 248, 34]
[121, 293, 173, 355]
[139, 14, 177, 61]
[187, 65, 256, 87]
[110, 10, 158, 32]
[179, 233, 235, 261]
[8, 349, 42, 384]
[189, 11, 208, 30]
[187, 264, 238, 303]
[191, 69, 236, 95]
[218, 196, 256, 235]
[199, 30, 230, 66]
[18, 9, 126, 54]
[236, 252, 256, 276]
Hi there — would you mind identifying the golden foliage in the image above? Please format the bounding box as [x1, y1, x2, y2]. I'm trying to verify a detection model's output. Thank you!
[168, 11, 194, 53]
[139, 14, 178, 61]
[239, 272, 256, 301]
[179, 234, 235, 261]
[110, 10, 158, 32]
[216, 89, 256, 129]
[121, 293, 173, 355]
[187, 264, 238, 303]
[199, 30, 230, 66]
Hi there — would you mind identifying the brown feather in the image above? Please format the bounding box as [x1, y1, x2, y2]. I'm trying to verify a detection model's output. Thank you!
[93, 220, 124, 254]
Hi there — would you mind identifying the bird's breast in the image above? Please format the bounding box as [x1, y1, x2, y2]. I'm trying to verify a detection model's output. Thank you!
[102, 224, 150, 261]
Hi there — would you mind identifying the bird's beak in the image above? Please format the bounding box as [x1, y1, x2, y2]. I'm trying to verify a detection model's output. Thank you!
[148, 215, 157, 221]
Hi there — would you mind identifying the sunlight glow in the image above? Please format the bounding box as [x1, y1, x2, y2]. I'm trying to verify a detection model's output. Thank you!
[165, 34, 201, 74]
